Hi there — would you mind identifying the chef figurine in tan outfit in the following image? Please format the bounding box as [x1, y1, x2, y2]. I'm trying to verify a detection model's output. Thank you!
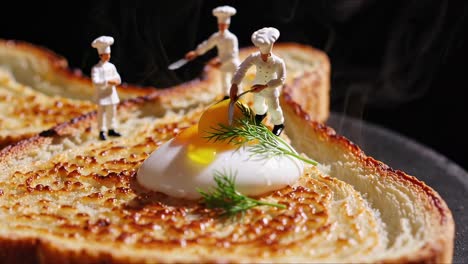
[91, 36, 122, 141]
[185, 5, 239, 98]
[230, 27, 286, 136]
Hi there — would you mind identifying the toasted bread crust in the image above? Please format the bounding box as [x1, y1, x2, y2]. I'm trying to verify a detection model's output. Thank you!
[283, 74, 451, 226]
[281, 77, 454, 263]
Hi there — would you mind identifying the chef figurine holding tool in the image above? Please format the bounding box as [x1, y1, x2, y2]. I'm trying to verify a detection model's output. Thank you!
[230, 27, 286, 136]
[91, 36, 122, 141]
[169, 5, 239, 98]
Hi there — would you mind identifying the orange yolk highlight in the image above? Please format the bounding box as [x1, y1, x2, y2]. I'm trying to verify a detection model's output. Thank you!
[174, 100, 245, 165]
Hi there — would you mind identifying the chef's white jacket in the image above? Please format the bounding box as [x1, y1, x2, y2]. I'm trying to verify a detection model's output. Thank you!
[232, 52, 287, 125]
[91, 61, 121, 105]
[195, 30, 239, 72]
[232, 52, 286, 88]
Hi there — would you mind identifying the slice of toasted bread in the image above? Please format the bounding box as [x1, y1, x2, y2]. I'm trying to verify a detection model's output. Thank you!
[0, 40, 329, 149]
[0, 40, 151, 149]
[0, 45, 453, 262]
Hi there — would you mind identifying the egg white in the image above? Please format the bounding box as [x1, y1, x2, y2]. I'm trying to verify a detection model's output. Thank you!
[137, 138, 304, 199]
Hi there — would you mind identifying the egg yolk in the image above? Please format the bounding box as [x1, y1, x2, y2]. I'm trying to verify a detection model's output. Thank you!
[174, 100, 245, 165]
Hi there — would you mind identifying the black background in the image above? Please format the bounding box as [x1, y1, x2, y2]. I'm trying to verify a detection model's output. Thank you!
[1, 0, 467, 170]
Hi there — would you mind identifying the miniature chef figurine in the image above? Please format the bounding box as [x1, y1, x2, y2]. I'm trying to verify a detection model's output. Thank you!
[185, 5, 239, 98]
[91, 36, 122, 141]
[230, 27, 286, 136]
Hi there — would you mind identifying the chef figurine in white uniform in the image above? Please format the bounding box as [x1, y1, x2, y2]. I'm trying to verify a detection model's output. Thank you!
[91, 36, 122, 141]
[185, 5, 239, 98]
[230, 27, 286, 136]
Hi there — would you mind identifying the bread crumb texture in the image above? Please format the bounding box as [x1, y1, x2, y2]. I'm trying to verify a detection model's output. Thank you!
[0, 69, 95, 147]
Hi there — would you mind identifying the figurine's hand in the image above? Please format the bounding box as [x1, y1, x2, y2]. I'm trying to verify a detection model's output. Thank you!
[230, 84, 239, 101]
[185, 51, 197, 60]
[251, 84, 268, 93]
[209, 58, 222, 68]
[108, 79, 120, 85]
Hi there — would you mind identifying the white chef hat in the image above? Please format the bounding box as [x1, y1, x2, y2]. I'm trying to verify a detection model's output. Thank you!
[251, 27, 280, 54]
[91, 36, 114, 55]
[212, 6, 236, 24]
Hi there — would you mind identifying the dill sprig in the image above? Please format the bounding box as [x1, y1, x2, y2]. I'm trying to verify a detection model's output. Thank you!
[204, 103, 318, 166]
[197, 171, 286, 218]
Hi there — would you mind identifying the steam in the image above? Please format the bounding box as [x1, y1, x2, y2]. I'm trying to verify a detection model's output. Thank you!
[375, 0, 448, 105]
[82, 1, 456, 108]
[329, 0, 452, 108]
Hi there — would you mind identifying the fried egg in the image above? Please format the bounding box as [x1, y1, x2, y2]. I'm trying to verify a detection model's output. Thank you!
[137, 100, 304, 199]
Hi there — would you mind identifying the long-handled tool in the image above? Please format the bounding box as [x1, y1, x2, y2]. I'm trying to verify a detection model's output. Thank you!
[228, 89, 253, 125]
[168, 58, 189, 70]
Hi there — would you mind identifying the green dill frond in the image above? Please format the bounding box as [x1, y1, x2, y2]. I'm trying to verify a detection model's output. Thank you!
[203, 103, 319, 166]
[197, 170, 286, 218]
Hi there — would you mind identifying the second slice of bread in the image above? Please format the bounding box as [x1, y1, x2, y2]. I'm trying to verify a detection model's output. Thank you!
[0, 40, 330, 149]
